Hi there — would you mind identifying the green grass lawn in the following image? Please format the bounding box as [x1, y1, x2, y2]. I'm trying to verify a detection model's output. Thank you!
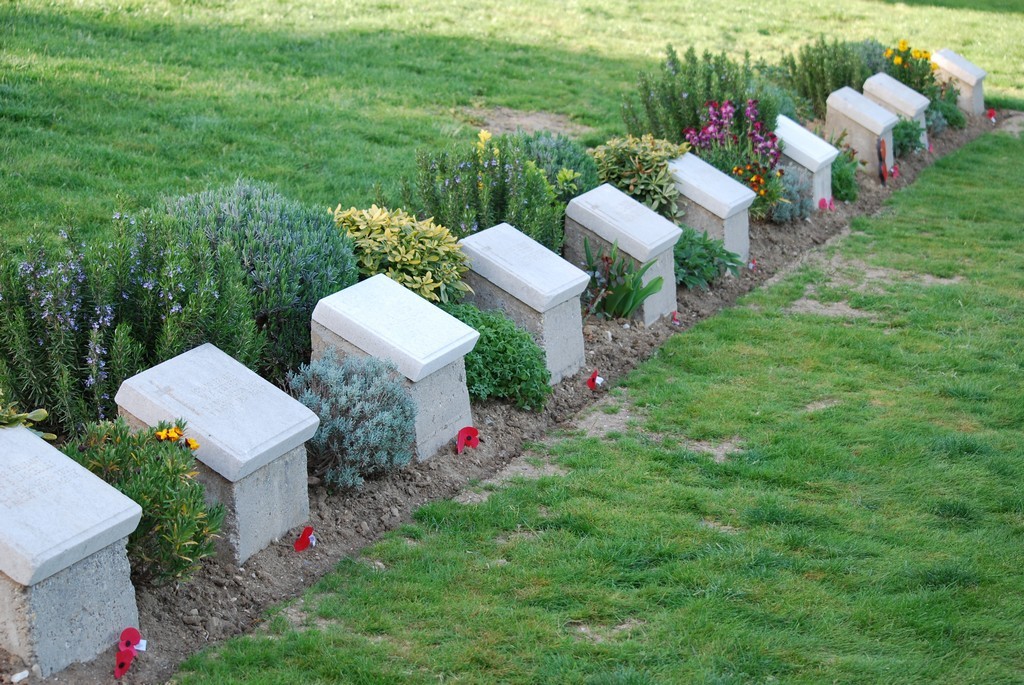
[175, 131, 1024, 684]
[3, 0, 1024, 246]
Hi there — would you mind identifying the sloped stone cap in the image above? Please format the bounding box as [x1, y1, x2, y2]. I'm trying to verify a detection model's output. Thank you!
[312, 274, 480, 383]
[0, 427, 142, 586]
[565, 184, 682, 261]
[460, 223, 589, 311]
[115, 343, 319, 482]
[826, 86, 899, 135]
[666, 154, 756, 219]
[932, 49, 986, 86]
[863, 73, 930, 118]
[775, 115, 840, 173]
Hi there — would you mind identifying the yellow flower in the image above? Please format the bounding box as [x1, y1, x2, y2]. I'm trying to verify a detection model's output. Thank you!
[931, 62, 939, 71]
[169, 426, 183, 440]
[911, 49, 922, 59]
[898, 39, 909, 52]
[155, 429, 169, 441]
[476, 129, 492, 151]
[923, 50, 931, 59]
[893, 56, 903, 66]
[884, 48, 894, 59]
[185, 437, 200, 451]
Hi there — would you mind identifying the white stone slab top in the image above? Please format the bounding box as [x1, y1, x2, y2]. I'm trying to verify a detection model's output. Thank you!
[826, 86, 899, 135]
[666, 154, 756, 220]
[312, 274, 480, 383]
[460, 223, 589, 311]
[775, 115, 840, 173]
[931, 49, 986, 86]
[115, 343, 319, 482]
[565, 184, 683, 262]
[0, 426, 142, 586]
[863, 73, 930, 117]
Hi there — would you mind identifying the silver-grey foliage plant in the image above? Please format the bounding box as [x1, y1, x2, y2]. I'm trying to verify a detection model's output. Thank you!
[287, 349, 416, 490]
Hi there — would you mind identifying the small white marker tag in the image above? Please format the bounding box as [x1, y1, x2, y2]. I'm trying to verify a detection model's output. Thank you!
[595, 376, 605, 386]
[136, 639, 148, 652]
[309, 534, 318, 547]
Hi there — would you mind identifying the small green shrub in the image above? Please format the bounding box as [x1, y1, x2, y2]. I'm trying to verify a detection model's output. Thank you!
[333, 204, 470, 304]
[408, 130, 564, 252]
[64, 418, 223, 584]
[287, 350, 416, 490]
[0, 389, 54, 439]
[851, 38, 890, 77]
[829, 132, 861, 203]
[622, 46, 781, 147]
[892, 118, 926, 157]
[591, 134, 689, 222]
[928, 85, 967, 132]
[440, 303, 551, 411]
[164, 179, 358, 379]
[583, 238, 664, 319]
[770, 169, 814, 224]
[510, 131, 600, 204]
[673, 226, 743, 290]
[780, 37, 870, 120]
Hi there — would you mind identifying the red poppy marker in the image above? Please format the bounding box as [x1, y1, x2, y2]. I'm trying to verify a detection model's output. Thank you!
[294, 526, 316, 552]
[891, 163, 900, 179]
[987, 108, 997, 124]
[828, 198, 836, 211]
[114, 627, 144, 679]
[456, 426, 480, 454]
[747, 258, 758, 271]
[671, 311, 681, 326]
[818, 197, 828, 210]
[586, 369, 604, 391]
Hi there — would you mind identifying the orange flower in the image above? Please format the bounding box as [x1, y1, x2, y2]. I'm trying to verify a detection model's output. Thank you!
[185, 437, 200, 451]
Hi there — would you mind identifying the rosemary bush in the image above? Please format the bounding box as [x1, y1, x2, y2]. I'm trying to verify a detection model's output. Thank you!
[511, 130, 601, 204]
[779, 37, 871, 120]
[408, 131, 564, 252]
[622, 46, 781, 146]
[287, 350, 416, 490]
[163, 180, 358, 379]
[0, 219, 262, 438]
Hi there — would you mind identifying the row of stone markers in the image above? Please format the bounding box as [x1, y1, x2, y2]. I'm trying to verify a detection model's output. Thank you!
[0, 47, 987, 680]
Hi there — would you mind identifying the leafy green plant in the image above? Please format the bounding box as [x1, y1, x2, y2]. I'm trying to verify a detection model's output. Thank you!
[779, 37, 871, 120]
[829, 131, 861, 202]
[0, 220, 262, 438]
[591, 134, 689, 222]
[879, 40, 966, 133]
[583, 238, 664, 319]
[927, 85, 967, 133]
[673, 225, 743, 290]
[64, 418, 223, 584]
[0, 388, 54, 439]
[440, 303, 551, 411]
[287, 349, 416, 490]
[407, 130, 564, 252]
[163, 180, 358, 379]
[769, 168, 814, 224]
[509, 131, 601, 203]
[893, 118, 926, 157]
[333, 204, 471, 304]
[622, 45, 781, 146]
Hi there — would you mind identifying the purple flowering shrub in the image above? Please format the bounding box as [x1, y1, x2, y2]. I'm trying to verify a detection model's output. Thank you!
[684, 99, 786, 220]
[0, 216, 262, 437]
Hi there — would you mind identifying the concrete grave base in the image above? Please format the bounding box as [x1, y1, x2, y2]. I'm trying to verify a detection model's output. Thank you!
[675, 203, 750, 265]
[932, 49, 986, 116]
[563, 219, 677, 327]
[825, 87, 897, 177]
[0, 540, 136, 678]
[463, 270, 585, 384]
[775, 114, 839, 206]
[312, 322, 472, 460]
[119, 411, 310, 565]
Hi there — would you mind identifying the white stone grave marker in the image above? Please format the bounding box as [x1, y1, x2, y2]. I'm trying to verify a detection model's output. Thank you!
[864, 73, 930, 150]
[775, 114, 840, 206]
[115, 343, 319, 565]
[460, 223, 589, 384]
[931, 49, 986, 116]
[825, 86, 898, 176]
[564, 184, 683, 325]
[0, 426, 141, 677]
[311, 274, 479, 460]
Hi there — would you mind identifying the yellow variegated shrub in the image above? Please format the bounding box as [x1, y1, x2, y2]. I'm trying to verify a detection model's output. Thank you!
[332, 204, 471, 303]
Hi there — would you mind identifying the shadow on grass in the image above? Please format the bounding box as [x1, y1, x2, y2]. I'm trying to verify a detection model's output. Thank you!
[867, 0, 1023, 13]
